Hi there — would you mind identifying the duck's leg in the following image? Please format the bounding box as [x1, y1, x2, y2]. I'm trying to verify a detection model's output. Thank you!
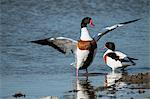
[76, 68, 79, 78]
[86, 68, 88, 74]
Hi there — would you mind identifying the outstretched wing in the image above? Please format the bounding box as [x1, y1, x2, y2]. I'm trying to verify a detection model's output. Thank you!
[31, 37, 77, 54]
[94, 18, 141, 41]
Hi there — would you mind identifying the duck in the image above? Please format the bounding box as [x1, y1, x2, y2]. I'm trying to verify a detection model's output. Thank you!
[103, 42, 138, 71]
[30, 17, 140, 76]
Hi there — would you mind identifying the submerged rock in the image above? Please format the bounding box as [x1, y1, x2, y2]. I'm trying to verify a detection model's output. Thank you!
[12, 92, 25, 98]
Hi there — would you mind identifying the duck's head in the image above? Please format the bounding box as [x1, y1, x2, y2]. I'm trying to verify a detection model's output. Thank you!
[105, 42, 115, 51]
[81, 17, 95, 28]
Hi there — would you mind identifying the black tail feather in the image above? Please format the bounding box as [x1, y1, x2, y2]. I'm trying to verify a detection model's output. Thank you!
[30, 38, 50, 45]
[119, 18, 141, 25]
[128, 57, 138, 60]
[127, 57, 138, 65]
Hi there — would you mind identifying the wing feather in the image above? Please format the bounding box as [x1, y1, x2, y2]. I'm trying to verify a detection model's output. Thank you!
[94, 18, 141, 41]
[31, 37, 77, 54]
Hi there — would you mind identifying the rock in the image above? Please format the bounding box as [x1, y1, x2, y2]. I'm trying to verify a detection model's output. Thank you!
[12, 92, 25, 98]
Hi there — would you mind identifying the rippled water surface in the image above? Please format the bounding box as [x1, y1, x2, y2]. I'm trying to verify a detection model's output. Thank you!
[0, 0, 150, 99]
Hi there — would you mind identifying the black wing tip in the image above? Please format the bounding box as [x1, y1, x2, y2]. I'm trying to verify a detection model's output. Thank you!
[30, 38, 50, 45]
[30, 38, 66, 54]
[127, 57, 138, 60]
[120, 18, 141, 24]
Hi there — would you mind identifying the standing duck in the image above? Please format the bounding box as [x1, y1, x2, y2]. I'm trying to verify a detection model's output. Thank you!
[103, 42, 138, 71]
[31, 17, 140, 76]
[76, 17, 97, 76]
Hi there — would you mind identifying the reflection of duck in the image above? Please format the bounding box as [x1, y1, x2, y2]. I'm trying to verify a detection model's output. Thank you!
[103, 42, 138, 71]
[76, 77, 96, 99]
[103, 71, 127, 98]
[104, 71, 124, 87]
[31, 17, 140, 76]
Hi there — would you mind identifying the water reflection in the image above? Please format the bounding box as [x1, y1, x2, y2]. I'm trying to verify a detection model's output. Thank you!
[76, 77, 96, 99]
[97, 71, 149, 98]
[65, 71, 125, 99]
[65, 71, 150, 99]
[101, 71, 127, 98]
[104, 71, 123, 87]
[65, 76, 96, 99]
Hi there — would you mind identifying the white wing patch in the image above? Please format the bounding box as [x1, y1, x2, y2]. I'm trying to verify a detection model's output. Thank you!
[106, 57, 122, 70]
[115, 51, 127, 59]
[105, 24, 123, 30]
[55, 37, 77, 43]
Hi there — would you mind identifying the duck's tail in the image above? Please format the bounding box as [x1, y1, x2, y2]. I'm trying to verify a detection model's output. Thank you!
[127, 57, 138, 65]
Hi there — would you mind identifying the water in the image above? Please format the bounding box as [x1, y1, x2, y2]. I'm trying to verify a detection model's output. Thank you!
[0, 0, 150, 99]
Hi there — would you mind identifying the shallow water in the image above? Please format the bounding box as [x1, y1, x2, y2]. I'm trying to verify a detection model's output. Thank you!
[0, 0, 150, 99]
